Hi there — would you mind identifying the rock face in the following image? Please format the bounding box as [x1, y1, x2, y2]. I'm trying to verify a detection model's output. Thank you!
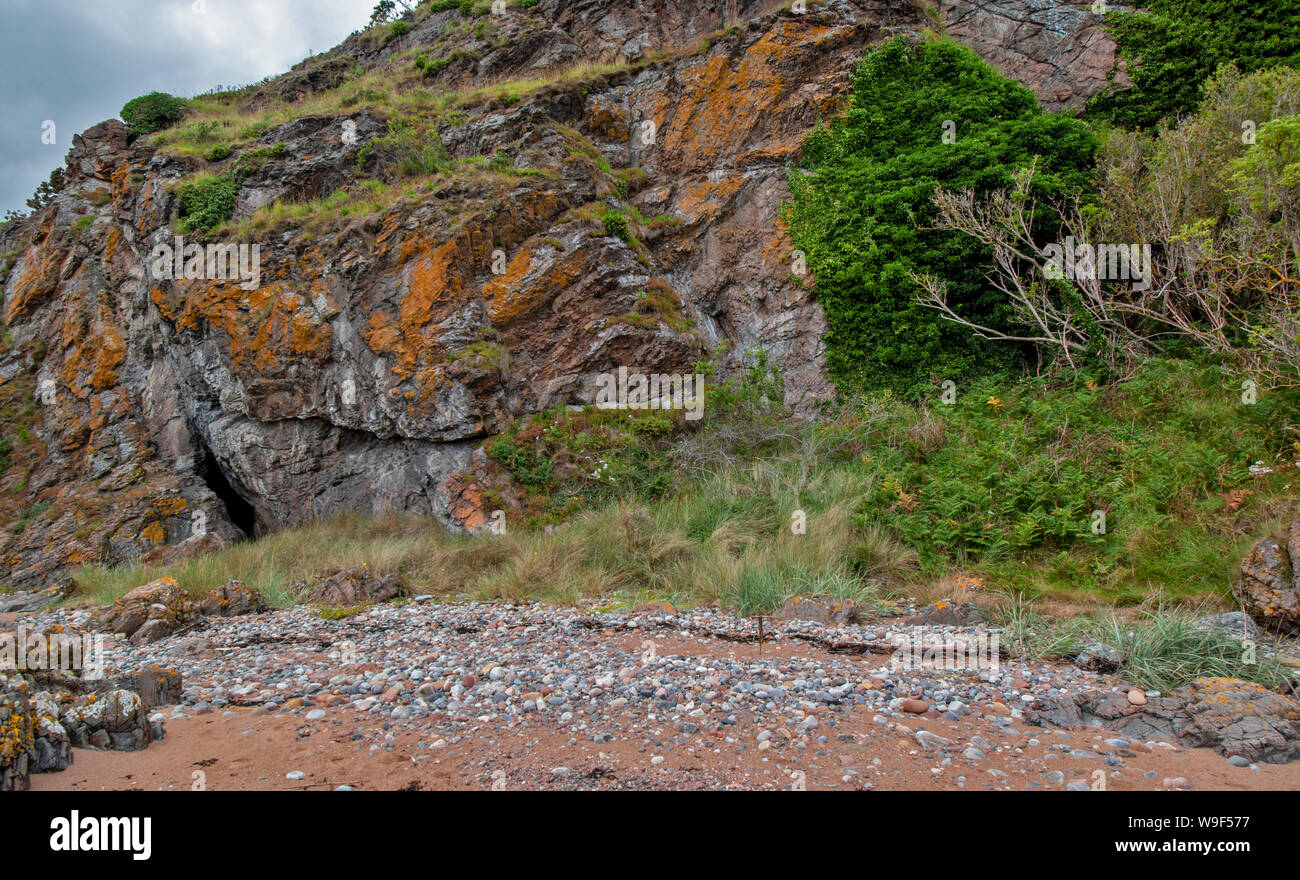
[1025, 678, 1300, 764]
[932, 0, 1124, 112]
[0, 1, 1120, 589]
[0, 674, 35, 791]
[1232, 522, 1300, 633]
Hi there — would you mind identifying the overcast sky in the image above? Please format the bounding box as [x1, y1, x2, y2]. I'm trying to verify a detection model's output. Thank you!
[0, 0, 376, 215]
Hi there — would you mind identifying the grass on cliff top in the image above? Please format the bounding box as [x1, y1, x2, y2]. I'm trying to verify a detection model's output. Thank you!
[154, 58, 631, 160]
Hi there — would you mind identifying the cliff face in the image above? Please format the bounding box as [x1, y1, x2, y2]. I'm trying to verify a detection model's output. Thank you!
[0, 0, 1117, 590]
[931, 0, 1124, 112]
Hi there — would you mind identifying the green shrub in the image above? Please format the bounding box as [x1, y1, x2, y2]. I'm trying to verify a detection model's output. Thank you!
[785, 37, 1097, 395]
[1089, 0, 1300, 129]
[176, 173, 241, 233]
[413, 54, 450, 77]
[485, 437, 554, 491]
[855, 358, 1300, 598]
[120, 92, 189, 135]
[601, 209, 629, 241]
[206, 144, 234, 162]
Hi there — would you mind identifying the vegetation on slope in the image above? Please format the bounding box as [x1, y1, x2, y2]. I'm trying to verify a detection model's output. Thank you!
[785, 37, 1098, 395]
[1089, 0, 1300, 129]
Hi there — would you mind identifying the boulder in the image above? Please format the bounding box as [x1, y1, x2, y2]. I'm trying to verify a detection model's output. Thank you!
[87, 577, 196, 645]
[1194, 611, 1262, 642]
[198, 580, 267, 617]
[0, 582, 72, 614]
[632, 601, 677, 616]
[308, 569, 405, 607]
[1074, 642, 1123, 672]
[775, 595, 858, 626]
[31, 691, 73, 772]
[905, 600, 986, 627]
[1231, 523, 1300, 633]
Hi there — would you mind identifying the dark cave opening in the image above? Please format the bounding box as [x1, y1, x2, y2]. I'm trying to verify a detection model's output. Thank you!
[197, 443, 257, 537]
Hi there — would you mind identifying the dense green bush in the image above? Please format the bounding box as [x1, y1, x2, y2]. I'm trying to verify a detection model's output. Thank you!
[600, 209, 629, 241]
[176, 173, 241, 233]
[1089, 0, 1300, 130]
[120, 92, 189, 135]
[785, 37, 1097, 395]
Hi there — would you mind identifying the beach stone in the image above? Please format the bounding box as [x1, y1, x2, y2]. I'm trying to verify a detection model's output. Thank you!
[198, 581, 267, 617]
[1074, 643, 1122, 672]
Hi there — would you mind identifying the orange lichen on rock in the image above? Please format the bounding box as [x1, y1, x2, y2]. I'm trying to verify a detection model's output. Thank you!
[674, 176, 745, 224]
[655, 23, 846, 172]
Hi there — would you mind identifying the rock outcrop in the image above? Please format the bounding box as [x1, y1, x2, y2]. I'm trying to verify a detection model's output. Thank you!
[87, 576, 197, 645]
[1232, 522, 1300, 634]
[776, 594, 859, 625]
[1025, 677, 1300, 764]
[0, 1, 1121, 589]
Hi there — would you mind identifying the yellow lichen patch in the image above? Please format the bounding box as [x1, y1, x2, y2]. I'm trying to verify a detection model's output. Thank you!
[102, 225, 122, 265]
[140, 520, 165, 544]
[153, 496, 189, 517]
[5, 215, 65, 323]
[88, 327, 126, 391]
[401, 240, 470, 335]
[287, 309, 332, 356]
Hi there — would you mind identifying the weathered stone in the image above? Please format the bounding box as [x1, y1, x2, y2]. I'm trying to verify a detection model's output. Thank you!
[0, 674, 36, 791]
[933, 0, 1124, 112]
[1074, 642, 1122, 672]
[1194, 611, 1262, 642]
[197, 580, 267, 617]
[1026, 678, 1300, 764]
[905, 600, 986, 627]
[87, 577, 196, 645]
[309, 569, 406, 606]
[775, 595, 858, 626]
[631, 601, 677, 615]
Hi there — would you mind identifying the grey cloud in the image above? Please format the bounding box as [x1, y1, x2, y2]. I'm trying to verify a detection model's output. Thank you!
[0, 0, 375, 215]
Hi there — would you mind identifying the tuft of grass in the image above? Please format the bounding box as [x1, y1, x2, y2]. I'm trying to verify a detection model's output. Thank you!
[994, 592, 1294, 691]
